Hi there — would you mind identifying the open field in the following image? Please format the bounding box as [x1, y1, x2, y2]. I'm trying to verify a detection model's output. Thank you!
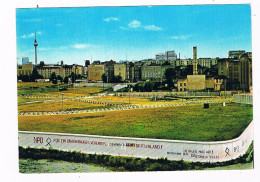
[18, 86, 105, 97]
[18, 100, 109, 112]
[18, 97, 57, 105]
[18, 103, 252, 141]
[19, 159, 112, 173]
[17, 82, 55, 88]
[52, 87, 105, 97]
[94, 95, 232, 106]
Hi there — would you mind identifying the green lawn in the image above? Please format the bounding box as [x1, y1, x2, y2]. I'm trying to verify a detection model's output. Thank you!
[18, 103, 253, 141]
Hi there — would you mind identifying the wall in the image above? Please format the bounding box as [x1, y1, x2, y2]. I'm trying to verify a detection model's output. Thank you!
[88, 65, 105, 81]
[18, 121, 253, 163]
[233, 94, 253, 105]
[187, 75, 206, 91]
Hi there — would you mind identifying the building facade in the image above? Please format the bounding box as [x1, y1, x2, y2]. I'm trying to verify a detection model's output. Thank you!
[217, 52, 252, 91]
[17, 62, 33, 76]
[141, 65, 170, 82]
[88, 64, 105, 82]
[22, 57, 30, 65]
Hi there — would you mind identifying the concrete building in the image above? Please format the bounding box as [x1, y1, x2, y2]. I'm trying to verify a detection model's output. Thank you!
[36, 62, 84, 79]
[37, 64, 65, 79]
[133, 62, 143, 82]
[17, 62, 33, 76]
[177, 47, 223, 92]
[155, 53, 165, 60]
[114, 63, 127, 81]
[141, 65, 170, 82]
[88, 64, 105, 82]
[22, 57, 30, 65]
[165, 50, 177, 60]
[197, 58, 218, 68]
[228, 50, 246, 59]
[218, 52, 252, 91]
[103, 60, 116, 83]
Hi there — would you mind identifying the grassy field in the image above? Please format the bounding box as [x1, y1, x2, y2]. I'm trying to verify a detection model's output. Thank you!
[95, 96, 232, 106]
[18, 103, 253, 141]
[18, 86, 105, 97]
[204, 162, 253, 170]
[17, 82, 55, 88]
[18, 97, 53, 105]
[19, 159, 112, 173]
[18, 100, 109, 112]
[52, 87, 105, 97]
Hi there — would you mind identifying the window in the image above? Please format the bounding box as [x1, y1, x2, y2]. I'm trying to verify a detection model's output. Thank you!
[184, 83, 186, 86]
[180, 88, 182, 91]
[180, 83, 182, 86]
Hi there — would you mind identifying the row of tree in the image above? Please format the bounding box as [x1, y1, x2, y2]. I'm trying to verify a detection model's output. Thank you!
[101, 74, 123, 83]
[17, 68, 43, 82]
[18, 69, 82, 84]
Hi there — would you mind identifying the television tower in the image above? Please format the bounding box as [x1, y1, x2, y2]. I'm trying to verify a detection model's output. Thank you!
[34, 33, 38, 65]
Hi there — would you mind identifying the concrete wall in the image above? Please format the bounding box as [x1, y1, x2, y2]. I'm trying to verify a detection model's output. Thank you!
[18, 121, 253, 163]
[187, 75, 206, 91]
[233, 94, 253, 105]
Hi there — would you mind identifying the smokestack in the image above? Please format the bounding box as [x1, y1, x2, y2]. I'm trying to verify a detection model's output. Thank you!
[193, 47, 198, 75]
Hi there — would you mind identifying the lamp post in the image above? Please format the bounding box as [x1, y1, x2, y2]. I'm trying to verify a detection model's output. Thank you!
[62, 93, 64, 111]
[128, 84, 131, 105]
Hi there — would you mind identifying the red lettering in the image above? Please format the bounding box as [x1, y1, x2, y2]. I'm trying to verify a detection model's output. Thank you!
[33, 137, 43, 143]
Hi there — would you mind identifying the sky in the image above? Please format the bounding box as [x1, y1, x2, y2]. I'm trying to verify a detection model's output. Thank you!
[16, 4, 252, 65]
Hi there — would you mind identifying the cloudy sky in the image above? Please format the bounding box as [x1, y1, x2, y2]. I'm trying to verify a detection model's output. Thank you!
[16, 4, 252, 65]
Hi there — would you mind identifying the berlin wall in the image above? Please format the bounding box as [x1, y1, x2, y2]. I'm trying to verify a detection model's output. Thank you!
[18, 121, 253, 163]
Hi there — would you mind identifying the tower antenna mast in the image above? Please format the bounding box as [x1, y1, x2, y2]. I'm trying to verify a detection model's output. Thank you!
[34, 32, 38, 65]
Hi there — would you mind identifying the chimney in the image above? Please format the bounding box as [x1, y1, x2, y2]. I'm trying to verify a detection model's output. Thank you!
[193, 47, 198, 75]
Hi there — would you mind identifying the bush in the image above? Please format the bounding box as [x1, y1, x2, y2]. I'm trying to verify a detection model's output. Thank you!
[19, 143, 254, 172]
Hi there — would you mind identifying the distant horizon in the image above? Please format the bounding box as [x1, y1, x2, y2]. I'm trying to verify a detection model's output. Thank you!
[16, 4, 252, 65]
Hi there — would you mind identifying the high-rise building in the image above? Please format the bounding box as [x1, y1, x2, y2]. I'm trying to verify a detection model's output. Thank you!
[155, 53, 165, 60]
[228, 50, 245, 59]
[165, 50, 177, 60]
[22, 57, 29, 65]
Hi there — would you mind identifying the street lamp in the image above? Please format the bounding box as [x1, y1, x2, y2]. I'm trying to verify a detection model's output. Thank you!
[62, 93, 64, 111]
[128, 84, 131, 104]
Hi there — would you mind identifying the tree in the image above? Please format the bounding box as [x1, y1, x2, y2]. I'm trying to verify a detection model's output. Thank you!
[77, 74, 82, 80]
[70, 72, 76, 83]
[31, 68, 43, 82]
[64, 76, 69, 84]
[101, 73, 108, 83]
[113, 75, 122, 83]
[50, 72, 57, 84]
[57, 75, 63, 83]
[164, 68, 175, 89]
[144, 81, 155, 92]
[52, 79, 57, 84]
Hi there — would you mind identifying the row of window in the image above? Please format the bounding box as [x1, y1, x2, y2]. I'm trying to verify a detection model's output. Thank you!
[229, 67, 239, 71]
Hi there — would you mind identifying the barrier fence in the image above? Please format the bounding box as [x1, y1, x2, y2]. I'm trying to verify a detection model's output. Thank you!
[18, 121, 253, 163]
[233, 94, 253, 105]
